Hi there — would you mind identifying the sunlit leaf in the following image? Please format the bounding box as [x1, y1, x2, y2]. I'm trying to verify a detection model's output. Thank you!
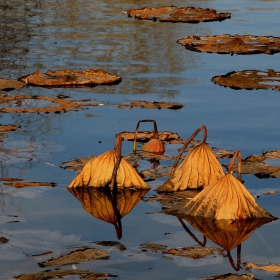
[118, 100, 184, 110]
[0, 78, 25, 90]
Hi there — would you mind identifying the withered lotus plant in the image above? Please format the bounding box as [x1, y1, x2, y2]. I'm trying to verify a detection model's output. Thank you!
[133, 119, 165, 155]
[156, 125, 225, 192]
[172, 151, 277, 220]
[67, 135, 150, 190]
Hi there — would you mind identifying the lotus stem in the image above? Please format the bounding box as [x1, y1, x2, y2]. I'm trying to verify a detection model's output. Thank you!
[227, 244, 241, 271]
[133, 119, 159, 153]
[110, 135, 122, 190]
[227, 150, 242, 182]
[171, 125, 207, 173]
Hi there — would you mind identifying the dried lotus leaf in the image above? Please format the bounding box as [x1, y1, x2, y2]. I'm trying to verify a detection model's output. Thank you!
[170, 151, 276, 220]
[157, 125, 225, 192]
[128, 6, 231, 23]
[178, 34, 280, 55]
[19, 69, 121, 87]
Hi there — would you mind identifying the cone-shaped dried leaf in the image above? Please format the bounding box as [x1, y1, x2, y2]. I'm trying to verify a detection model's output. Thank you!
[183, 216, 275, 251]
[157, 142, 225, 192]
[68, 187, 149, 224]
[142, 138, 165, 154]
[178, 173, 275, 220]
[67, 149, 149, 189]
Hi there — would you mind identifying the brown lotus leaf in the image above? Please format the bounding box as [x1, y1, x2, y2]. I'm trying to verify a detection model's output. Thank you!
[19, 69, 121, 87]
[182, 216, 274, 251]
[170, 151, 276, 220]
[39, 248, 109, 267]
[118, 130, 180, 142]
[157, 125, 225, 192]
[178, 34, 280, 55]
[67, 136, 149, 189]
[142, 138, 165, 154]
[140, 242, 168, 253]
[0, 95, 98, 113]
[15, 269, 116, 280]
[212, 69, 280, 91]
[244, 262, 280, 272]
[0, 124, 20, 132]
[162, 246, 224, 259]
[68, 187, 149, 225]
[199, 273, 258, 280]
[0, 78, 25, 90]
[4, 181, 56, 188]
[128, 6, 231, 23]
[118, 100, 184, 110]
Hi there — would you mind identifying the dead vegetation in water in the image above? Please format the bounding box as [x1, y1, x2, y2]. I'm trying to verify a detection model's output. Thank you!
[0, 124, 20, 132]
[118, 100, 184, 110]
[15, 269, 116, 280]
[3, 181, 56, 188]
[140, 242, 168, 253]
[0, 78, 25, 91]
[178, 34, 280, 55]
[128, 6, 231, 23]
[0, 95, 98, 113]
[244, 262, 280, 275]
[198, 273, 258, 280]
[212, 69, 280, 91]
[19, 69, 122, 87]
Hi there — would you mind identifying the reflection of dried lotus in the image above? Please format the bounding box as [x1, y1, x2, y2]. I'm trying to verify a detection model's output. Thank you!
[156, 125, 225, 192]
[133, 119, 165, 154]
[128, 6, 231, 23]
[173, 151, 277, 220]
[67, 135, 149, 190]
[19, 69, 122, 87]
[178, 34, 280, 55]
[212, 69, 280, 91]
[183, 216, 275, 252]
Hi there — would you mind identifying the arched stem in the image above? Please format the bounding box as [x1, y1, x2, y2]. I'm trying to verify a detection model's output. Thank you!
[227, 244, 242, 271]
[133, 119, 159, 153]
[227, 150, 242, 182]
[171, 125, 207, 173]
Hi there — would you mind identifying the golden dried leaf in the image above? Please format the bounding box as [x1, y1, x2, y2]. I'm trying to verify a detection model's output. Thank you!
[170, 151, 276, 220]
[0, 78, 25, 90]
[157, 143, 225, 192]
[244, 262, 280, 272]
[212, 69, 280, 91]
[0, 124, 20, 132]
[142, 138, 165, 154]
[118, 100, 184, 110]
[19, 69, 121, 87]
[199, 273, 258, 280]
[178, 34, 280, 55]
[68, 187, 149, 225]
[40, 248, 109, 267]
[128, 6, 231, 23]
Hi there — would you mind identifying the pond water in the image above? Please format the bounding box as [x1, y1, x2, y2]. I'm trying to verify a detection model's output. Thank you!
[1, 0, 280, 279]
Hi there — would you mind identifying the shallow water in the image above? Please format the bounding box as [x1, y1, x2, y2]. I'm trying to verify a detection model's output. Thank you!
[1, 0, 280, 279]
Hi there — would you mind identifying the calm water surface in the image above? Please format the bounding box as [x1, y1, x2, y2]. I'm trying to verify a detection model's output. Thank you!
[1, 0, 280, 279]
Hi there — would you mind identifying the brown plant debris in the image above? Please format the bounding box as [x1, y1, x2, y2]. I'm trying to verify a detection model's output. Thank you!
[212, 69, 280, 91]
[15, 269, 116, 280]
[0, 78, 25, 91]
[0, 124, 20, 132]
[118, 130, 180, 142]
[0, 95, 98, 113]
[60, 155, 95, 171]
[19, 69, 122, 87]
[244, 262, 280, 272]
[0, 237, 9, 244]
[39, 248, 109, 267]
[178, 34, 280, 55]
[199, 273, 258, 280]
[93, 241, 127, 251]
[31, 250, 52, 257]
[162, 246, 224, 259]
[140, 242, 168, 253]
[128, 6, 231, 23]
[118, 100, 184, 110]
[4, 181, 56, 188]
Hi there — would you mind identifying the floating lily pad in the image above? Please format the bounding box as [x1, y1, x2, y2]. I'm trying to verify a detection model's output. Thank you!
[19, 69, 122, 87]
[199, 273, 258, 280]
[0, 124, 20, 132]
[39, 247, 109, 267]
[178, 34, 280, 55]
[4, 181, 56, 188]
[118, 100, 184, 110]
[0, 95, 98, 113]
[212, 69, 280, 91]
[0, 78, 25, 91]
[14, 269, 116, 280]
[162, 246, 224, 259]
[128, 6, 231, 23]
[245, 262, 280, 273]
[118, 131, 180, 142]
